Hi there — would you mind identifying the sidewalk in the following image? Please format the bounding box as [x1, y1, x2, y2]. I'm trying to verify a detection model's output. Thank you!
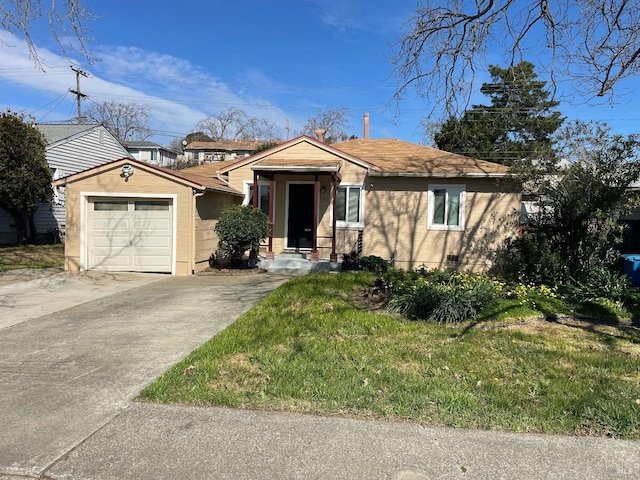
[46, 402, 639, 480]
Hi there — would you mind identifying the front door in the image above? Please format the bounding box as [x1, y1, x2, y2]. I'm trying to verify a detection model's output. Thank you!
[287, 183, 315, 249]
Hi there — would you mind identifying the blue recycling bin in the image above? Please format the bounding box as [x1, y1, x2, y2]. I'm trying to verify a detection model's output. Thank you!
[621, 254, 640, 287]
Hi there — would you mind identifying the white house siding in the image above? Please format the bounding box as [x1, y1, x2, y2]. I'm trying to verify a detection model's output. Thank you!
[36, 126, 130, 240]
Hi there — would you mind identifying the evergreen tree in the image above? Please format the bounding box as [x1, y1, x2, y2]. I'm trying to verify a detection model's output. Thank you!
[0, 110, 52, 243]
[434, 62, 564, 166]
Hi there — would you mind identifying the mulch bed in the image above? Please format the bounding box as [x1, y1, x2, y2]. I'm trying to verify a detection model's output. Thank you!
[197, 267, 267, 276]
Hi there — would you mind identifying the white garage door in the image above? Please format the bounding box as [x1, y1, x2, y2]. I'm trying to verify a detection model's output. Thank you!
[88, 197, 173, 273]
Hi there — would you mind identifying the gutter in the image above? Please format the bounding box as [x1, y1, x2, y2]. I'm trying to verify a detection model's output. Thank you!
[368, 172, 515, 178]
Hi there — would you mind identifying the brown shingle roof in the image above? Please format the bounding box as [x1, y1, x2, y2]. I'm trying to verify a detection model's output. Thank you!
[156, 167, 241, 195]
[333, 139, 511, 176]
[181, 159, 239, 176]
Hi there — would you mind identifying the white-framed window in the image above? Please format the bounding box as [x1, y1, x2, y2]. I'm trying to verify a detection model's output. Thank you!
[243, 180, 272, 218]
[428, 184, 465, 231]
[149, 150, 158, 162]
[336, 184, 363, 227]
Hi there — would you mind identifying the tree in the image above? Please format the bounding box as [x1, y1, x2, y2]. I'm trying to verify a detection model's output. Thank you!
[214, 205, 269, 267]
[195, 108, 281, 141]
[497, 121, 640, 285]
[184, 131, 213, 144]
[392, 0, 640, 118]
[84, 101, 152, 141]
[434, 62, 564, 166]
[1, 0, 95, 67]
[301, 106, 351, 144]
[0, 110, 52, 243]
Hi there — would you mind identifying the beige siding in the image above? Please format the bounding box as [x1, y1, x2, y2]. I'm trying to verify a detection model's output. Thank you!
[63, 165, 193, 275]
[362, 177, 520, 272]
[193, 191, 241, 271]
[225, 143, 369, 257]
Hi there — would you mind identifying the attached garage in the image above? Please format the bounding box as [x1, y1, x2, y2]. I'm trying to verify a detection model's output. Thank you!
[88, 197, 174, 273]
[54, 158, 243, 275]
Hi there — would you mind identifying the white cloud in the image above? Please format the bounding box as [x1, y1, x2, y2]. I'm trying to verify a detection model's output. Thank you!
[0, 32, 293, 143]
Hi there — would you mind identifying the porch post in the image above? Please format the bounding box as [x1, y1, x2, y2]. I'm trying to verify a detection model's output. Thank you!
[311, 174, 319, 261]
[330, 173, 338, 262]
[266, 174, 274, 260]
[252, 171, 258, 208]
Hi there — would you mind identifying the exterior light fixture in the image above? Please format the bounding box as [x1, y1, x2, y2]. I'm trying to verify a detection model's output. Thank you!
[121, 164, 134, 182]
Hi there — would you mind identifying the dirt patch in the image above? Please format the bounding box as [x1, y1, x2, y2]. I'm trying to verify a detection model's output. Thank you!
[198, 267, 267, 276]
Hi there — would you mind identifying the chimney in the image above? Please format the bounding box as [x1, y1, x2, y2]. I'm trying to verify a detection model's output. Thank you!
[363, 113, 369, 139]
[315, 129, 326, 143]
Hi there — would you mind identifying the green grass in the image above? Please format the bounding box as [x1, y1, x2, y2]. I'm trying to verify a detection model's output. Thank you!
[139, 272, 640, 439]
[0, 243, 64, 272]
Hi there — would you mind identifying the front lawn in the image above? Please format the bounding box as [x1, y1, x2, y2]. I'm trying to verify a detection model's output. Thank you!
[140, 272, 640, 439]
[0, 243, 64, 272]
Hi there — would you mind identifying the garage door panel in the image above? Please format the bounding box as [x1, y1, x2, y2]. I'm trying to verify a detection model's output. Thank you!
[92, 255, 132, 268]
[92, 218, 131, 231]
[93, 236, 130, 248]
[88, 197, 173, 273]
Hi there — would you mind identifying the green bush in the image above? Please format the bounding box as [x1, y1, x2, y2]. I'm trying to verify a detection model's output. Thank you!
[494, 231, 568, 285]
[214, 205, 269, 266]
[384, 268, 499, 324]
[360, 255, 391, 274]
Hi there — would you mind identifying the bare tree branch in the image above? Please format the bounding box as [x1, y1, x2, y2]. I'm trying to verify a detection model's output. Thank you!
[195, 108, 281, 141]
[1, 0, 95, 68]
[392, 0, 640, 120]
[85, 101, 151, 141]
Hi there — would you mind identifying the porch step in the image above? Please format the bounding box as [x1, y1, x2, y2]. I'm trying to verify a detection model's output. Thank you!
[259, 252, 341, 275]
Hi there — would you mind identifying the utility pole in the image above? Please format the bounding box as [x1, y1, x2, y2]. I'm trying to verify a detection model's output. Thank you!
[69, 66, 88, 123]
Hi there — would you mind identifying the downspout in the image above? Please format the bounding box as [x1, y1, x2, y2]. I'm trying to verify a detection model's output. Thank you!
[311, 174, 319, 261]
[191, 188, 206, 275]
[267, 174, 274, 259]
[330, 173, 338, 262]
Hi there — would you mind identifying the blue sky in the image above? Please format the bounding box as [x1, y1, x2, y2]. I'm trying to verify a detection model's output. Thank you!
[0, 0, 639, 147]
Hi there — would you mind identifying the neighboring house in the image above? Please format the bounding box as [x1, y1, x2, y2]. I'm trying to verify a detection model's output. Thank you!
[121, 140, 178, 168]
[184, 140, 275, 164]
[53, 158, 242, 275]
[0, 123, 131, 245]
[185, 135, 521, 272]
[612, 180, 640, 255]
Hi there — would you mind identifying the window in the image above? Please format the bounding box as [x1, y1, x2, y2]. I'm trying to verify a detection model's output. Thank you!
[428, 185, 465, 231]
[135, 200, 169, 211]
[336, 185, 362, 226]
[243, 181, 271, 217]
[149, 150, 158, 162]
[94, 200, 128, 211]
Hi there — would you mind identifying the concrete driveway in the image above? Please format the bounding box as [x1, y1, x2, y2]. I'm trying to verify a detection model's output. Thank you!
[0, 271, 290, 477]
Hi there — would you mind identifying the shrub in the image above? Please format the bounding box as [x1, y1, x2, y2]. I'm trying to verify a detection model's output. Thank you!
[562, 266, 632, 313]
[214, 205, 269, 266]
[384, 268, 499, 324]
[494, 231, 568, 285]
[360, 255, 391, 274]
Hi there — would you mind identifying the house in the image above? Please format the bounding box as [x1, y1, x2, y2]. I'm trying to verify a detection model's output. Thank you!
[52, 131, 519, 275]
[621, 181, 640, 253]
[184, 139, 275, 164]
[52, 158, 243, 275]
[0, 123, 131, 245]
[121, 140, 178, 168]
[185, 134, 521, 272]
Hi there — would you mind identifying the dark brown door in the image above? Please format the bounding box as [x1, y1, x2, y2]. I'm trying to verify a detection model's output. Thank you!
[287, 184, 314, 249]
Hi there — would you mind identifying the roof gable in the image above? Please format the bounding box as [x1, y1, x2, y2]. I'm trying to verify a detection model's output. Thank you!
[217, 135, 378, 174]
[53, 158, 242, 195]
